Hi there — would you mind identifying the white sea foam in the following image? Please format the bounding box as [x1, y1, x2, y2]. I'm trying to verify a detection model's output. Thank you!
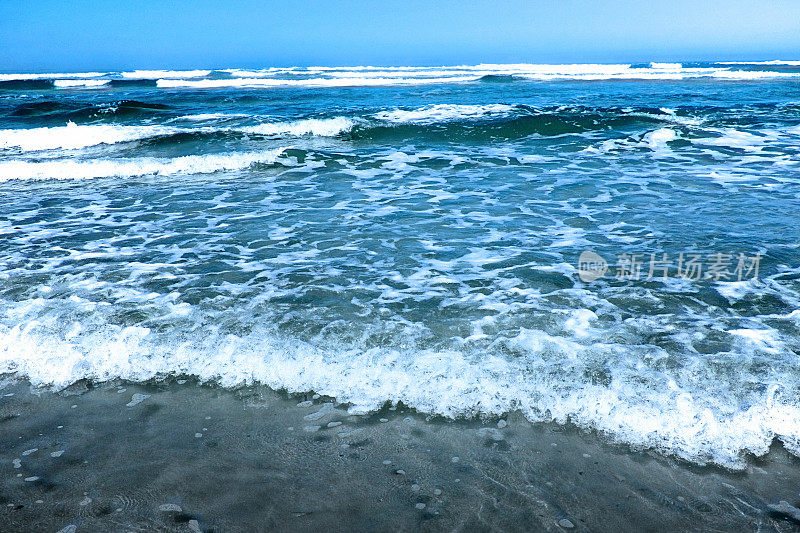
[717, 60, 800, 66]
[243, 117, 355, 136]
[175, 113, 251, 121]
[709, 70, 799, 79]
[645, 127, 678, 151]
[156, 76, 480, 88]
[1, 64, 799, 87]
[0, 122, 182, 151]
[0, 149, 286, 181]
[650, 62, 683, 69]
[1, 317, 798, 469]
[0, 118, 350, 153]
[53, 79, 111, 88]
[120, 69, 212, 79]
[374, 104, 516, 124]
[222, 68, 301, 77]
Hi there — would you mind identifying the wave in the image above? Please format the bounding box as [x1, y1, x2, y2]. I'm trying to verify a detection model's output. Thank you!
[175, 113, 251, 121]
[4, 104, 796, 154]
[155, 76, 480, 88]
[0, 72, 106, 81]
[0, 80, 55, 90]
[373, 104, 517, 124]
[150, 66, 800, 89]
[2, 64, 800, 92]
[0, 148, 287, 181]
[1, 316, 797, 470]
[243, 117, 355, 136]
[6, 100, 170, 122]
[717, 60, 800, 66]
[350, 105, 689, 142]
[478, 74, 519, 83]
[0, 122, 183, 151]
[120, 69, 212, 79]
[54, 79, 110, 88]
[0, 117, 352, 152]
[107, 79, 159, 88]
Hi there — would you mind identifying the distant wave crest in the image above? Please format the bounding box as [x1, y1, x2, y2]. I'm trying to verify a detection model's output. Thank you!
[1, 63, 799, 91]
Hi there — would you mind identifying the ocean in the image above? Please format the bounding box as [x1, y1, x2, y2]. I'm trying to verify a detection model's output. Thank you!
[1, 61, 799, 472]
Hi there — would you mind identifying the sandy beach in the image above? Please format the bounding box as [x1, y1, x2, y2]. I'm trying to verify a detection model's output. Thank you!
[1, 379, 799, 532]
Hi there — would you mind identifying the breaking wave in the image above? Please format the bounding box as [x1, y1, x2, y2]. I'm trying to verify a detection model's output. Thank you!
[2, 63, 800, 91]
[0, 148, 287, 180]
[0, 105, 710, 153]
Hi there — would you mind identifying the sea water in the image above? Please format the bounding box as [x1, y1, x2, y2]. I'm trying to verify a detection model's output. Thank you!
[0, 62, 799, 468]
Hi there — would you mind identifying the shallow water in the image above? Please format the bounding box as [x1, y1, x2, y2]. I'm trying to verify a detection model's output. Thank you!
[0, 63, 799, 469]
[3, 380, 800, 532]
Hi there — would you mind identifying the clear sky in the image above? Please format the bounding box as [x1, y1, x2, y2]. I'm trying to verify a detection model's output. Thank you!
[1, 0, 799, 71]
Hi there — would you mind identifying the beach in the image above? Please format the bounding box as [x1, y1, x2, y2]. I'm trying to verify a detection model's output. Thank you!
[1, 379, 799, 532]
[1, 62, 800, 531]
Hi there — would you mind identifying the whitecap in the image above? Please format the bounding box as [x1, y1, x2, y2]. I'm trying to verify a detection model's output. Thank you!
[0, 148, 287, 181]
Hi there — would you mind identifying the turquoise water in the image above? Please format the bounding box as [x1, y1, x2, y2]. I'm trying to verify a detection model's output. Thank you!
[1, 63, 799, 468]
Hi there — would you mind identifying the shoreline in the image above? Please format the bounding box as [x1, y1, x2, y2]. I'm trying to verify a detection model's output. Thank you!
[2, 378, 800, 531]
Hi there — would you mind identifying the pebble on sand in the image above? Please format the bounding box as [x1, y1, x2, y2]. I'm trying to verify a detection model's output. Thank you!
[558, 518, 575, 528]
[477, 428, 504, 441]
[194, 433, 203, 438]
[451, 456, 460, 463]
[51, 450, 64, 458]
[382, 460, 392, 465]
[326, 421, 342, 428]
[159, 503, 183, 512]
[497, 419, 508, 428]
[56, 526, 77, 533]
[22, 448, 38, 456]
[296, 400, 314, 408]
[24, 476, 39, 482]
[379, 418, 389, 423]
[433, 488, 442, 496]
[126, 393, 151, 407]
[394, 469, 406, 475]
[304, 403, 334, 421]
[415, 503, 426, 510]
[12, 459, 21, 468]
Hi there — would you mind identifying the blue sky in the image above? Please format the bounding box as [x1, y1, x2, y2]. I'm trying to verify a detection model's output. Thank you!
[1, 0, 799, 71]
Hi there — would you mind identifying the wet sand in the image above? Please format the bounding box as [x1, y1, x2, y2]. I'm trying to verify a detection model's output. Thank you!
[1, 378, 799, 532]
